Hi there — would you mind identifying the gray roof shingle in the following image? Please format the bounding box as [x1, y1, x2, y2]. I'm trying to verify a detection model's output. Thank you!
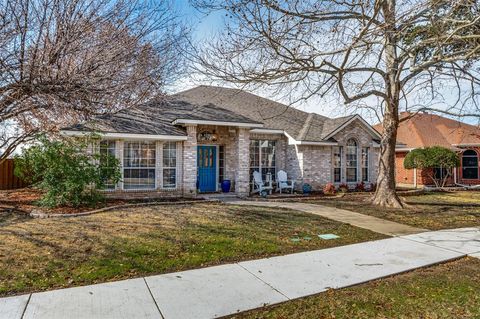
[65, 85, 369, 142]
[175, 86, 358, 141]
[65, 96, 261, 136]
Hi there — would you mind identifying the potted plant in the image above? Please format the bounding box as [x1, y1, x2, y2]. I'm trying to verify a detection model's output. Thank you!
[221, 179, 231, 193]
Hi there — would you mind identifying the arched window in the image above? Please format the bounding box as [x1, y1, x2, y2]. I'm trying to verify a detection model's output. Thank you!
[462, 150, 478, 179]
[346, 139, 358, 182]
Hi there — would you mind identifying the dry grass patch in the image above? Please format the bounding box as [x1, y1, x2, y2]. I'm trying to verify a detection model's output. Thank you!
[0, 203, 384, 296]
[233, 257, 480, 319]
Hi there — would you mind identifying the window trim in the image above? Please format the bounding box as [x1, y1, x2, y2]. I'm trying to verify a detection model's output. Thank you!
[346, 138, 358, 183]
[99, 140, 117, 190]
[361, 147, 369, 182]
[162, 141, 177, 189]
[249, 139, 277, 183]
[123, 141, 157, 190]
[333, 146, 342, 183]
[462, 149, 479, 180]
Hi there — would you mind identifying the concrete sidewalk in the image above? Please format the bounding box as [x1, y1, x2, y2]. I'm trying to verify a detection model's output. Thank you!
[228, 200, 426, 236]
[2, 228, 479, 319]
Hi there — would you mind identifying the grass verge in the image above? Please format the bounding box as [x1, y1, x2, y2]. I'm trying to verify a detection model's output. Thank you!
[0, 203, 385, 296]
[232, 257, 480, 319]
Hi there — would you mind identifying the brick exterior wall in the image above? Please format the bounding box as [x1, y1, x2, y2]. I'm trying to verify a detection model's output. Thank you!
[182, 125, 198, 197]
[396, 147, 480, 187]
[299, 145, 332, 190]
[267, 120, 380, 192]
[100, 118, 381, 197]
[285, 144, 303, 187]
[395, 152, 414, 186]
[235, 128, 250, 195]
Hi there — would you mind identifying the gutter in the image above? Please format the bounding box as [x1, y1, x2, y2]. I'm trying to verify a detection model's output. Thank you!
[172, 118, 264, 128]
[61, 130, 188, 141]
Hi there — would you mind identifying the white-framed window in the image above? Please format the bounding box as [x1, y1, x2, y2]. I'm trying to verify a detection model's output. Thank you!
[333, 146, 342, 182]
[361, 147, 369, 182]
[162, 141, 177, 188]
[99, 140, 117, 190]
[249, 140, 276, 182]
[123, 141, 156, 189]
[346, 138, 358, 182]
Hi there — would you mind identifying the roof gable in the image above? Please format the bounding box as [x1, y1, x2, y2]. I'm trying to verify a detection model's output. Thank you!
[323, 115, 381, 141]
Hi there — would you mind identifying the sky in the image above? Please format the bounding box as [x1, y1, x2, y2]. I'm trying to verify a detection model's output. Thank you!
[171, 1, 364, 122]
[172, 1, 479, 126]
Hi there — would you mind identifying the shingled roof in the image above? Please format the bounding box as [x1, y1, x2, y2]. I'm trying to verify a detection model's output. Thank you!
[65, 85, 377, 143]
[373, 112, 480, 148]
[174, 86, 360, 141]
[65, 96, 262, 136]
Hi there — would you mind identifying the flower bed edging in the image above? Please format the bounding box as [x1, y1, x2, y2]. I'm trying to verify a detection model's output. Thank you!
[30, 199, 220, 218]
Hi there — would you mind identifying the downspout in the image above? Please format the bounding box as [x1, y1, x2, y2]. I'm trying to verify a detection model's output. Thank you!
[413, 168, 417, 188]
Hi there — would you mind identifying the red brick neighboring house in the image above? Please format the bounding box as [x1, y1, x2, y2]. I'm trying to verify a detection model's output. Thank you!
[374, 112, 480, 188]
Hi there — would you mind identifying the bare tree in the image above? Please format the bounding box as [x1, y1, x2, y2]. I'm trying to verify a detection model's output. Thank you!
[0, 0, 189, 162]
[190, 0, 480, 207]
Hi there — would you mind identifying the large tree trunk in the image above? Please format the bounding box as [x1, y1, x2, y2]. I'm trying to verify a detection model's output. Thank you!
[372, 110, 403, 208]
[372, 0, 403, 208]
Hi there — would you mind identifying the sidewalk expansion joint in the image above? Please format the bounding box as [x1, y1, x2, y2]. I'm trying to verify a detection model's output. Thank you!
[235, 263, 291, 301]
[143, 278, 165, 319]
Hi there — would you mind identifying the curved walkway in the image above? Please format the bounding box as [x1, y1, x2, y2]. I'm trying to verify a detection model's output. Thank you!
[226, 200, 426, 236]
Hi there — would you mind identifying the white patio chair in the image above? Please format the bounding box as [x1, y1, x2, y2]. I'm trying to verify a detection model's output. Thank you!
[252, 171, 273, 196]
[276, 170, 295, 194]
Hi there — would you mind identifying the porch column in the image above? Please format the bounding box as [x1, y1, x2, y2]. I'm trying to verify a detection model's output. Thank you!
[183, 124, 197, 197]
[235, 127, 250, 195]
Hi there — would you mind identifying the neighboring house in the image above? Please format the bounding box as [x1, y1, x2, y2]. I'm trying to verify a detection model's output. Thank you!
[62, 86, 381, 198]
[374, 112, 480, 188]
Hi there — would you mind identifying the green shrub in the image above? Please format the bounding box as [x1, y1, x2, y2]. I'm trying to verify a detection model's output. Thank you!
[15, 135, 121, 208]
[404, 146, 459, 188]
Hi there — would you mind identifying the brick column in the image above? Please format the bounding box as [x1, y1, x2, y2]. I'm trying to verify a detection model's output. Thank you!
[235, 128, 250, 195]
[183, 125, 197, 197]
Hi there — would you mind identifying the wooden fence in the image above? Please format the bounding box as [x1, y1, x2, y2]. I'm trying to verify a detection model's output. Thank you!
[0, 159, 28, 190]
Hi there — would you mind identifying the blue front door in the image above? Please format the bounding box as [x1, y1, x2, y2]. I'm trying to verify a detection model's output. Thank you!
[197, 146, 217, 192]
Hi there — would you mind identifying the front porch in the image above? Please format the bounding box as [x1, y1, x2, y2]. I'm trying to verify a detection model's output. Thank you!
[183, 124, 252, 196]
[182, 123, 290, 197]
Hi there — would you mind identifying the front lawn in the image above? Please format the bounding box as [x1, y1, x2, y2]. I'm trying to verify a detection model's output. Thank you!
[0, 203, 384, 296]
[233, 257, 480, 319]
[306, 191, 480, 230]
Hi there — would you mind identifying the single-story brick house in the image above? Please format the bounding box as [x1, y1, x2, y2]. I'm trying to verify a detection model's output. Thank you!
[374, 112, 480, 188]
[62, 86, 382, 197]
